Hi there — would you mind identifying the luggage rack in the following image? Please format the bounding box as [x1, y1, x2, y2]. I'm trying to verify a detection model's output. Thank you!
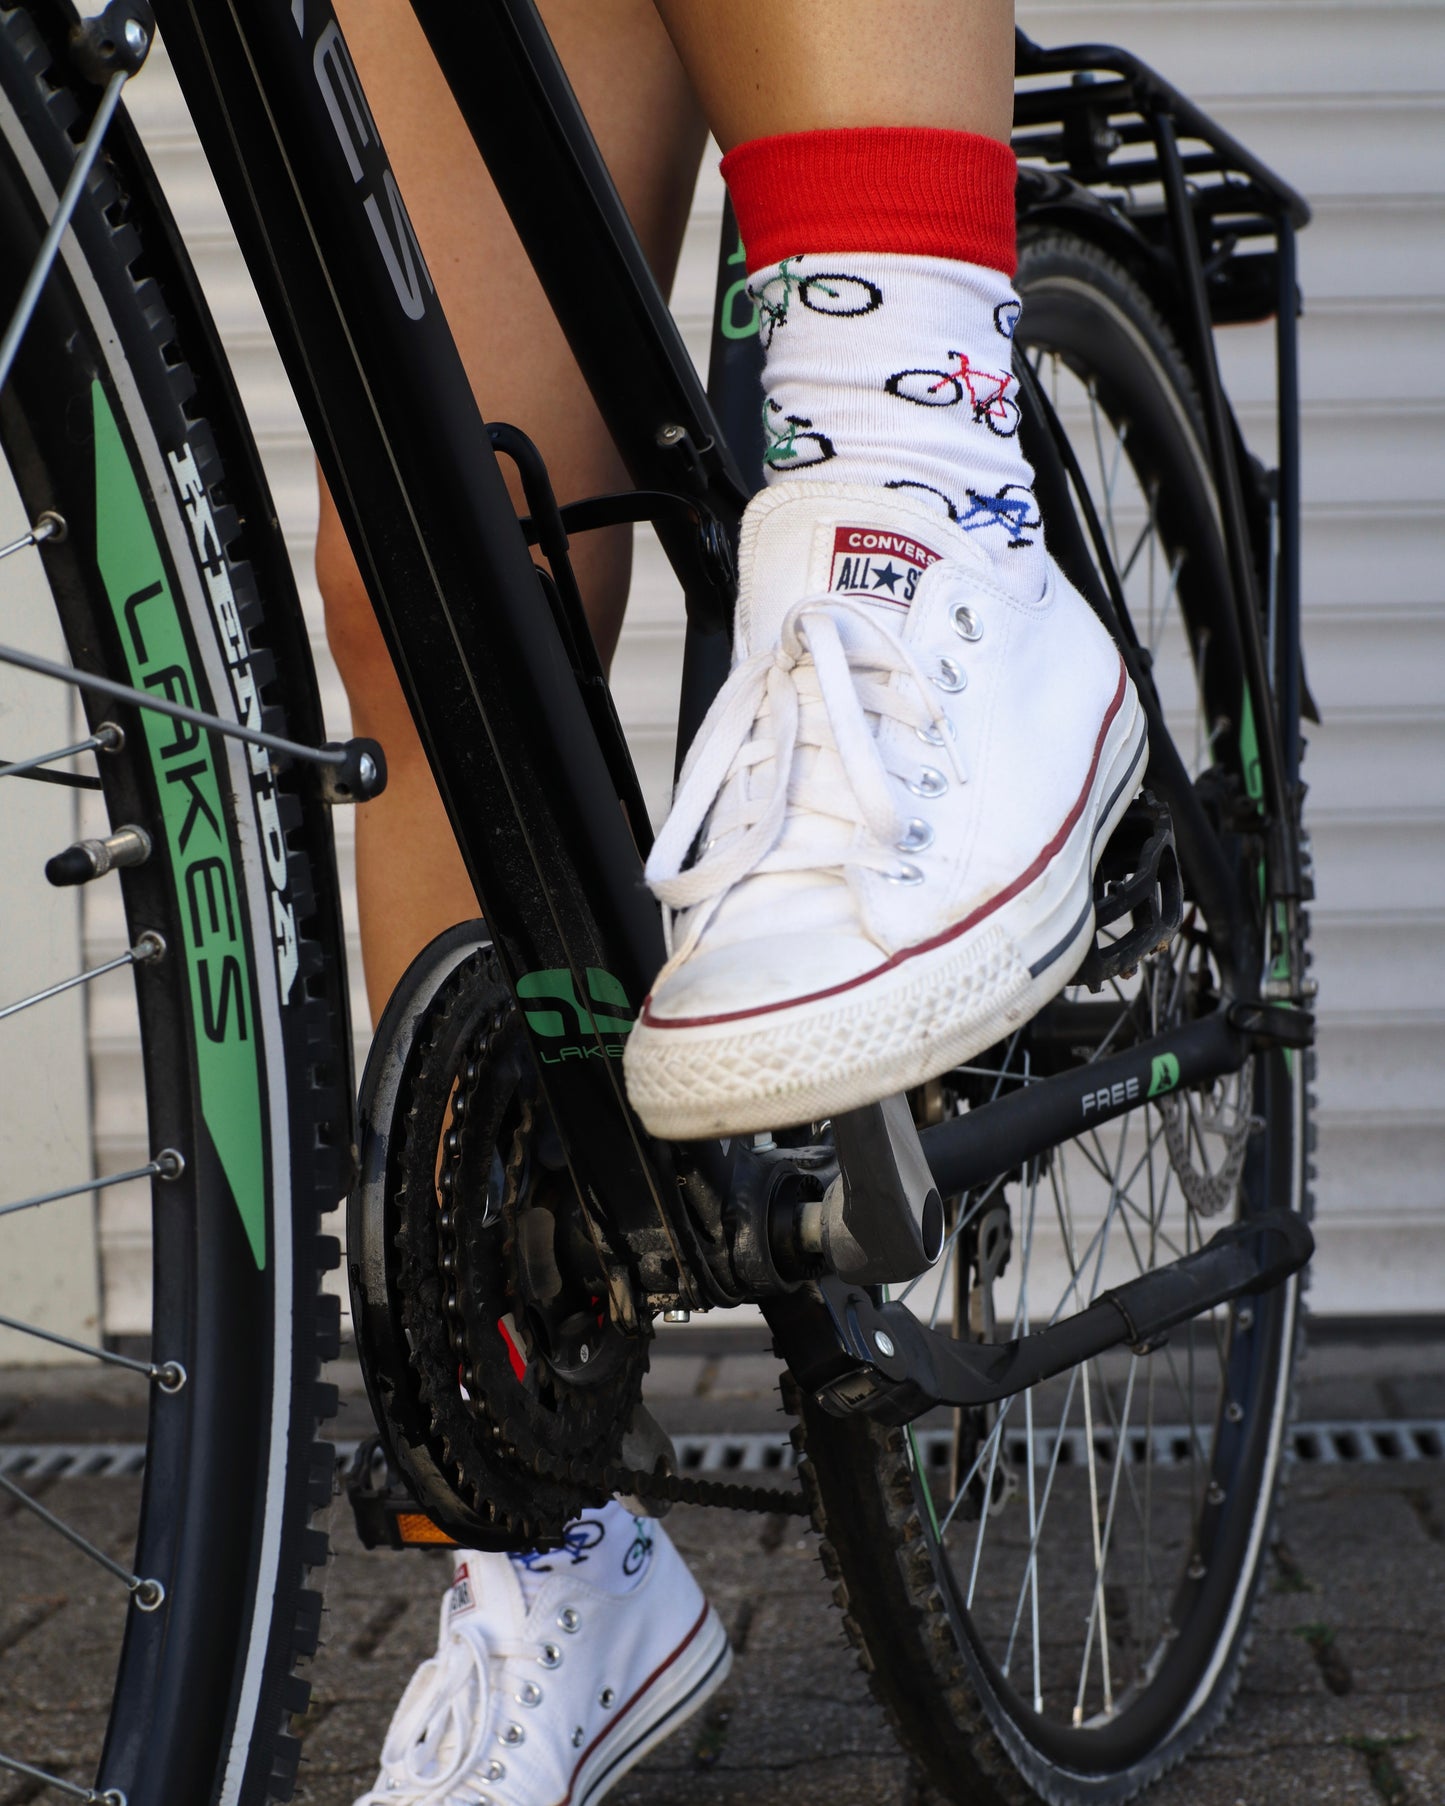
[1011, 29, 1315, 892]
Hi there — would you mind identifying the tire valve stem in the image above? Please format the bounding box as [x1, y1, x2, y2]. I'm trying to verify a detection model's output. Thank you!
[45, 823, 152, 887]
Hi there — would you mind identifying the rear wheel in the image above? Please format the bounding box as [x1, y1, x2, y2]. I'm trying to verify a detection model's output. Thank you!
[0, 11, 350, 1801]
[791, 231, 1310, 1804]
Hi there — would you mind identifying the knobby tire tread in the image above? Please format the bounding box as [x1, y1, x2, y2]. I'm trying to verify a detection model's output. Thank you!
[0, 8, 351, 1801]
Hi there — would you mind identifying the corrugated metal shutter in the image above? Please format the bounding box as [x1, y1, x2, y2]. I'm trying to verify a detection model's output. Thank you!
[88, 0, 1440, 1333]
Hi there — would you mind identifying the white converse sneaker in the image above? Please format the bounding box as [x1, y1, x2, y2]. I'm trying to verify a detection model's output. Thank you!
[624, 482, 1147, 1141]
[353, 1513, 730, 1806]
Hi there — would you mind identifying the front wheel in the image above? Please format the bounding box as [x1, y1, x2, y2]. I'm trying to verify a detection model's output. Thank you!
[790, 230, 1310, 1805]
[0, 12, 350, 1802]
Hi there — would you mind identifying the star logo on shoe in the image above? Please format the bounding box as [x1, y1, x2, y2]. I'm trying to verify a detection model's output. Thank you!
[829, 525, 943, 609]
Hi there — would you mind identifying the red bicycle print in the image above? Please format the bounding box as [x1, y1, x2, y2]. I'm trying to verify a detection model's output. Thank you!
[885, 349, 1021, 437]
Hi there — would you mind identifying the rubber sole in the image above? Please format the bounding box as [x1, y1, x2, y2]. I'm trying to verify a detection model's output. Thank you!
[625, 694, 1148, 1140]
[573, 1603, 732, 1806]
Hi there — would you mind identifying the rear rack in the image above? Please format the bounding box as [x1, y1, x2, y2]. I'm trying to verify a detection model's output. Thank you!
[1011, 30, 1312, 890]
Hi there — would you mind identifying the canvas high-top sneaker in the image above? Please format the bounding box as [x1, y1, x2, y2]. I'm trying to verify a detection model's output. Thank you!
[353, 1507, 729, 1806]
[624, 481, 1147, 1141]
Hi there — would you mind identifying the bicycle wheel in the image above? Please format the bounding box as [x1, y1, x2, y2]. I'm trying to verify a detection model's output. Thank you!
[0, 11, 349, 1803]
[789, 230, 1310, 1804]
[797, 271, 884, 318]
[886, 367, 965, 407]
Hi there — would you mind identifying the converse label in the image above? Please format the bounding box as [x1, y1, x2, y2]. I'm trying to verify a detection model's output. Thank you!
[829, 525, 943, 609]
[448, 1561, 475, 1619]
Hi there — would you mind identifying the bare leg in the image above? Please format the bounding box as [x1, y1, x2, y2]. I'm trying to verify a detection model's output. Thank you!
[649, 0, 1014, 149]
[321, 0, 706, 1021]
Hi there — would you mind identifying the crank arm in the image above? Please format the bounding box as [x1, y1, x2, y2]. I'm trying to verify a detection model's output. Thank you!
[765, 1207, 1314, 1426]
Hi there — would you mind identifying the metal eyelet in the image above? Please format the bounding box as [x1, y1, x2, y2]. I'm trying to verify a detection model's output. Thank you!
[897, 819, 933, 853]
[951, 602, 983, 641]
[933, 656, 966, 693]
[539, 1644, 563, 1669]
[571, 1727, 586, 1749]
[599, 1687, 616, 1709]
[906, 767, 947, 799]
[518, 1681, 543, 1707]
[485, 1761, 507, 1783]
[915, 719, 955, 746]
[500, 1723, 525, 1747]
[884, 862, 925, 885]
[559, 1607, 581, 1632]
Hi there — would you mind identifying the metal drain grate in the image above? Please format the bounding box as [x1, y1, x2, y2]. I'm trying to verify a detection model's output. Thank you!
[1, 1420, 1441, 1483]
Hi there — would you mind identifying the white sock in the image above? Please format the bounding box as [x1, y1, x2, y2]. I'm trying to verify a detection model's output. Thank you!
[749, 250, 1045, 597]
[497, 1499, 657, 1611]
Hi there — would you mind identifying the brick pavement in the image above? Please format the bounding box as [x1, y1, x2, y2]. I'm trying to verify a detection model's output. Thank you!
[1, 1325, 1442, 1806]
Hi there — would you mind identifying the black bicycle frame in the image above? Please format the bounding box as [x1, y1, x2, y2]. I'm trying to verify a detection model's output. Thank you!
[146, 0, 1310, 1312]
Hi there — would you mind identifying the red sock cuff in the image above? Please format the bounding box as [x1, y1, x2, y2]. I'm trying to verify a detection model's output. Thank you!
[721, 127, 1017, 279]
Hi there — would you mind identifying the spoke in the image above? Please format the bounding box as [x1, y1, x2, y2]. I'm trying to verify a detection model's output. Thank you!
[0, 510, 63, 564]
[900, 1172, 1005, 1307]
[938, 1402, 1012, 1541]
[1076, 1357, 1140, 1722]
[0, 1468, 163, 1609]
[965, 1408, 1007, 1610]
[0, 1148, 183, 1222]
[0, 639, 348, 769]
[0, 721, 119, 785]
[1001, 1361, 1082, 1687]
[0, 932, 163, 1023]
[0, 1751, 124, 1806]
[1148, 553, 1186, 661]
[0, 1310, 184, 1389]
[1075, 1358, 1113, 1717]
[0, 69, 129, 393]
[1116, 494, 1157, 588]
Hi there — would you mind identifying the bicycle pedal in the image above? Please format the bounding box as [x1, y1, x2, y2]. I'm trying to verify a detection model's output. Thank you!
[345, 1436, 458, 1552]
[1077, 790, 1183, 991]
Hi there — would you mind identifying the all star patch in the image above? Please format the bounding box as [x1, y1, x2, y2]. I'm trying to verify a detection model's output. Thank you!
[829, 525, 944, 608]
[448, 1562, 475, 1617]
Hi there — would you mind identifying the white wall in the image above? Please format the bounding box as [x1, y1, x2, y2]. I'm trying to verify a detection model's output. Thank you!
[83, 0, 1443, 1333]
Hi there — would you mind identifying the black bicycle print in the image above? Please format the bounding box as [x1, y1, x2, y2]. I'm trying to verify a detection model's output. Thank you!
[752, 255, 883, 345]
[885, 349, 1021, 436]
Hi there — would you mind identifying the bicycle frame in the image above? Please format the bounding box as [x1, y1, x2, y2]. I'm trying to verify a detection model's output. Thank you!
[142, 0, 1312, 1321]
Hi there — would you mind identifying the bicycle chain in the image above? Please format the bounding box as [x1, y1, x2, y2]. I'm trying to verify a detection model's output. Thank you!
[426, 960, 810, 1523]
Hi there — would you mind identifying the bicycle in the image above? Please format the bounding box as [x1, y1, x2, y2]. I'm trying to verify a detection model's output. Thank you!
[885, 349, 1023, 436]
[761, 397, 837, 472]
[752, 254, 885, 346]
[0, 4, 1317, 1804]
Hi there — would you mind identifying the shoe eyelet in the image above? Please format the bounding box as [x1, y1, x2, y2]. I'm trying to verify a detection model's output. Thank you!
[571, 1726, 586, 1749]
[897, 819, 933, 853]
[485, 1761, 506, 1782]
[884, 861, 924, 885]
[539, 1643, 563, 1669]
[915, 719, 955, 746]
[599, 1687, 616, 1709]
[933, 656, 966, 693]
[558, 1607, 581, 1632]
[951, 603, 983, 642]
[906, 767, 947, 799]
[500, 1723, 525, 1747]
[518, 1681, 543, 1707]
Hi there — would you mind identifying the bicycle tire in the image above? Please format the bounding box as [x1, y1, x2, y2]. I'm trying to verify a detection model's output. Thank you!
[886, 368, 966, 408]
[789, 229, 1311, 1805]
[0, 10, 350, 1803]
[797, 271, 883, 318]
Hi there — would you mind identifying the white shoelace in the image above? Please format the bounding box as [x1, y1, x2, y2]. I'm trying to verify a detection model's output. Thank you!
[646, 596, 967, 959]
[354, 1628, 537, 1806]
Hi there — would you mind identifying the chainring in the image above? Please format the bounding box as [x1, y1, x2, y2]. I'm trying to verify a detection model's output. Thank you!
[391, 940, 649, 1545]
